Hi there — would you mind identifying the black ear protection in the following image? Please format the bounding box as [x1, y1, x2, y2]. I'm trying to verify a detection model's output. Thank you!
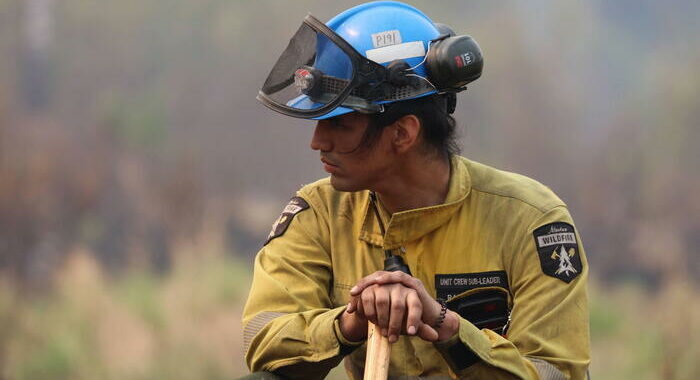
[384, 23, 483, 92]
[381, 22, 482, 114]
[426, 23, 484, 92]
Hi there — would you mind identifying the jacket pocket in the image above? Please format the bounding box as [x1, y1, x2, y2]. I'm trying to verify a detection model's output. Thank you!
[446, 286, 511, 334]
[331, 282, 354, 307]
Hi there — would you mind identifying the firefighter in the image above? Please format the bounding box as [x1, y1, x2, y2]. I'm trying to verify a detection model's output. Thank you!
[243, 1, 590, 379]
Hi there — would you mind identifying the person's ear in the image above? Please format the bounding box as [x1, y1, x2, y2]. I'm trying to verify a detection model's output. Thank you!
[391, 114, 421, 153]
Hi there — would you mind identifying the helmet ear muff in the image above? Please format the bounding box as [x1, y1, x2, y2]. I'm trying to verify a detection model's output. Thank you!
[433, 23, 456, 38]
[426, 28, 483, 92]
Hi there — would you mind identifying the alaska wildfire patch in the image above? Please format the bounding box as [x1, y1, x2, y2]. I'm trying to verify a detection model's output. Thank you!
[533, 222, 582, 283]
[264, 197, 309, 246]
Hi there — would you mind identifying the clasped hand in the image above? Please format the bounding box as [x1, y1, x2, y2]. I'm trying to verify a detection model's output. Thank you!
[339, 271, 457, 344]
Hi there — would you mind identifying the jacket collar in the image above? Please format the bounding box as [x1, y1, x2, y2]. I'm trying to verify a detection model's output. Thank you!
[358, 155, 471, 249]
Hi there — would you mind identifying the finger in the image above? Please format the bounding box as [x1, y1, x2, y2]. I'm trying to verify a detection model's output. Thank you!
[350, 271, 390, 296]
[374, 286, 391, 331]
[373, 271, 412, 285]
[375, 273, 425, 295]
[351, 271, 418, 301]
[387, 287, 406, 342]
[371, 273, 433, 307]
[361, 287, 377, 323]
[346, 295, 361, 313]
[417, 322, 439, 342]
[356, 296, 364, 316]
[405, 290, 423, 336]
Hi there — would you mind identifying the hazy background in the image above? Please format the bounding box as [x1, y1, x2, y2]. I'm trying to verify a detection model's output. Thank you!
[1, 0, 699, 379]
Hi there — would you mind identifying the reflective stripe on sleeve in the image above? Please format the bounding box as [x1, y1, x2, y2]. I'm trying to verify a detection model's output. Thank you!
[527, 358, 567, 380]
[244, 311, 286, 353]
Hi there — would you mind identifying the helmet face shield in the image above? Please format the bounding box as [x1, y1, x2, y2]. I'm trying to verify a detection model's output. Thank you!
[258, 15, 391, 119]
[257, 7, 453, 120]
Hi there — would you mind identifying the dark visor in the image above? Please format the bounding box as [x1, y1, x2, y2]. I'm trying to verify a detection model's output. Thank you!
[257, 14, 391, 119]
[257, 14, 436, 119]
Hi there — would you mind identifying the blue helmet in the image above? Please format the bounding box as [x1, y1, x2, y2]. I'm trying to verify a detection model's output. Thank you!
[258, 1, 483, 120]
[312, 1, 440, 119]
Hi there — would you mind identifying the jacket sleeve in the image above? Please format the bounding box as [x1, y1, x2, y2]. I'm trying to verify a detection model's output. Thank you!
[433, 205, 590, 380]
[242, 195, 349, 379]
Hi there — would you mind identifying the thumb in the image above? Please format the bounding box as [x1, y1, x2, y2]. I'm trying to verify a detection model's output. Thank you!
[416, 323, 439, 342]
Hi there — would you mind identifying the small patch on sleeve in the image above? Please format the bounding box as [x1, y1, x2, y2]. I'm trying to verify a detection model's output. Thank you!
[533, 222, 582, 283]
[264, 196, 309, 246]
[435, 271, 509, 301]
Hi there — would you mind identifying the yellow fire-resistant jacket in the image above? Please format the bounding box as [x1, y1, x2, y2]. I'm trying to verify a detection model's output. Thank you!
[243, 155, 590, 379]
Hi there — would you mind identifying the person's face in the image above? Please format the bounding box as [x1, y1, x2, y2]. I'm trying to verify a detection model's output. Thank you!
[310, 112, 393, 192]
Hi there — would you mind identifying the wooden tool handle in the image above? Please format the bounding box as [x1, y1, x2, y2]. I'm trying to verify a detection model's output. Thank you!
[363, 322, 391, 380]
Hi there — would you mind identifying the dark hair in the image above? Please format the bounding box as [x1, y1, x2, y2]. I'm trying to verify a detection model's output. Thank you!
[359, 94, 460, 158]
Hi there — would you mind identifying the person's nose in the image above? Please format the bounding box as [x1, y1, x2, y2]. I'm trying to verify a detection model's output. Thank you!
[310, 122, 332, 152]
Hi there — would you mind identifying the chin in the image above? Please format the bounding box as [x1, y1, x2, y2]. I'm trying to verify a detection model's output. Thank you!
[329, 175, 366, 193]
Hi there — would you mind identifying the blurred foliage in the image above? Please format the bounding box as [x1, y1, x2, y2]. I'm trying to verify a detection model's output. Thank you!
[105, 93, 169, 152]
[589, 280, 700, 379]
[1, 0, 698, 284]
[1, 253, 699, 379]
[1, 250, 251, 380]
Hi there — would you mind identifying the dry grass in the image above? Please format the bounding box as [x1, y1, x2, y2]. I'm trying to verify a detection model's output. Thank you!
[1, 248, 250, 380]
[1, 251, 699, 380]
[589, 278, 700, 380]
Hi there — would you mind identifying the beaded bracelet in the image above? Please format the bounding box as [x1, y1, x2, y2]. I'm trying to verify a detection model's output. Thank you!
[434, 298, 448, 329]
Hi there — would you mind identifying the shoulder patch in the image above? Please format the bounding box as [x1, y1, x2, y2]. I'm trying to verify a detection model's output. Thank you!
[264, 197, 309, 246]
[533, 222, 582, 283]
